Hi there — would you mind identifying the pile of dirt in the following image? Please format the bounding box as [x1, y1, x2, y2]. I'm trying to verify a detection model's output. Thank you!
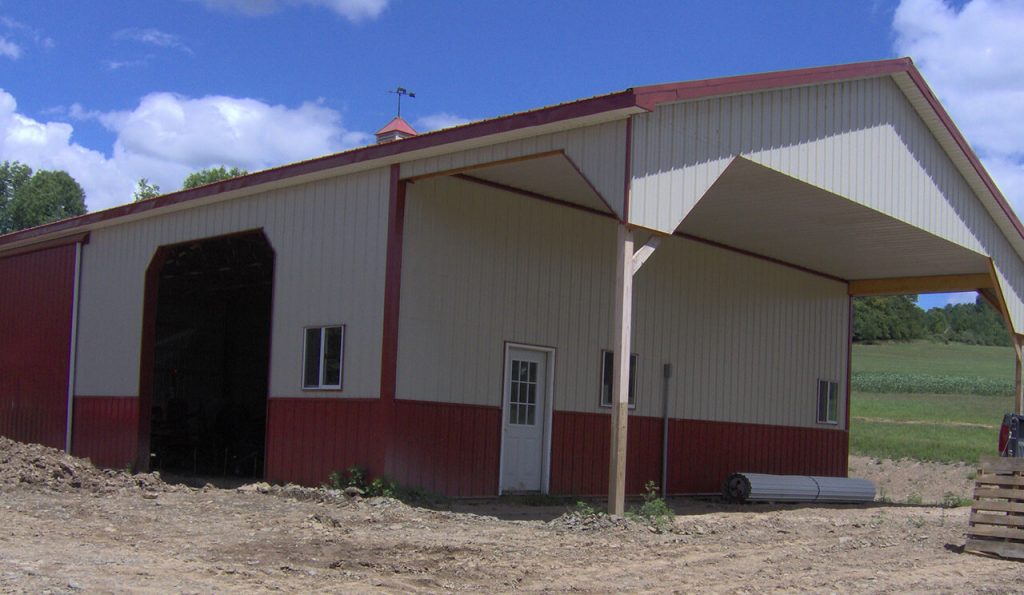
[0, 436, 168, 495]
[237, 480, 417, 515]
[848, 455, 974, 504]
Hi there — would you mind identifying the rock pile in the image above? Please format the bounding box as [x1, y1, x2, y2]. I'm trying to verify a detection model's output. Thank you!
[0, 436, 168, 494]
[547, 511, 640, 532]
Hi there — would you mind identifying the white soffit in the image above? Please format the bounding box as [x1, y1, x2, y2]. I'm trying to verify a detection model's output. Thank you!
[678, 158, 991, 281]
[457, 153, 614, 215]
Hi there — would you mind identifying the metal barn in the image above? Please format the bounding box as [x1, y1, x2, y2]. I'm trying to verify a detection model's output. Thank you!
[2, 58, 1022, 512]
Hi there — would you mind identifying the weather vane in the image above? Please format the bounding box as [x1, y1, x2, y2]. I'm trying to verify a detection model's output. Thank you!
[388, 87, 415, 117]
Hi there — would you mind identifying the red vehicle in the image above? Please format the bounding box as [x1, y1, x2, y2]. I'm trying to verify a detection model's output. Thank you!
[999, 414, 1024, 457]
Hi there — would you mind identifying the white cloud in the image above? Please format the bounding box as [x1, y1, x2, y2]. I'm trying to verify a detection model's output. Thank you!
[893, 0, 1024, 212]
[0, 91, 134, 213]
[197, 0, 388, 22]
[0, 15, 54, 54]
[0, 35, 20, 59]
[415, 112, 471, 132]
[114, 28, 193, 54]
[106, 58, 149, 71]
[0, 88, 371, 212]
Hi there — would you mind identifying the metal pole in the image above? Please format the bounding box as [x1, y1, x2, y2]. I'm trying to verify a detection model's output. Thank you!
[608, 224, 633, 516]
[64, 241, 83, 453]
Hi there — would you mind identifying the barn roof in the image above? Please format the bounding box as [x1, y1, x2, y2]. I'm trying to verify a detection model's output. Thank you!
[0, 57, 1019, 266]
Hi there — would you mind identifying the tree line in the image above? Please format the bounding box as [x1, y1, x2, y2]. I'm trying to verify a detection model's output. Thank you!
[0, 161, 247, 234]
[854, 295, 1010, 346]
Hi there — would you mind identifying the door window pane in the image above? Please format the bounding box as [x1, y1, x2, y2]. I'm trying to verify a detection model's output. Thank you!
[509, 359, 538, 426]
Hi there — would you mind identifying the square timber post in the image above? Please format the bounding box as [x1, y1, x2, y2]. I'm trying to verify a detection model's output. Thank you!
[608, 223, 634, 515]
[1016, 335, 1023, 415]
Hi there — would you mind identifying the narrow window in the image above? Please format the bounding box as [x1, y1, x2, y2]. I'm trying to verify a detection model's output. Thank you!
[303, 325, 345, 389]
[600, 350, 637, 408]
[816, 379, 839, 424]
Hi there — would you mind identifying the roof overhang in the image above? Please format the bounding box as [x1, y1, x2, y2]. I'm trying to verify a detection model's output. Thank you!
[678, 158, 993, 283]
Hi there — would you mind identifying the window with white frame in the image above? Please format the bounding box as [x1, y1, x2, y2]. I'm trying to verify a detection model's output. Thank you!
[816, 379, 839, 424]
[600, 350, 637, 408]
[303, 326, 345, 389]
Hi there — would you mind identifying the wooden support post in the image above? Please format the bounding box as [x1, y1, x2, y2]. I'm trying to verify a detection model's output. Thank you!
[609, 224, 633, 516]
[1015, 336, 1023, 416]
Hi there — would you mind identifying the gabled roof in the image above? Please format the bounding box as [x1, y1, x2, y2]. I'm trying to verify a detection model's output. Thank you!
[1, 57, 1020, 259]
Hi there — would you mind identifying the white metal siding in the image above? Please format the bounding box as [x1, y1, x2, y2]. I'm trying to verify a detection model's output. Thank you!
[634, 234, 849, 427]
[397, 176, 848, 428]
[630, 76, 1024, 332]
[402, 120, 627, 218]
[74, 168, 390, 398]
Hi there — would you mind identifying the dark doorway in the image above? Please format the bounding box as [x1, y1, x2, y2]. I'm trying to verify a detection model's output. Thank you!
[146, 231, 274, 478]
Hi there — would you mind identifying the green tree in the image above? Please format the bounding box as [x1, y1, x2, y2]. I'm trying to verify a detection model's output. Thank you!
[853, 295, 926, 342]
[182, 166, 248, 190]
[133, 178, 161, 201]
[926, 298, 1009, 346]
[0, 161, 33, 233]
[7, 169, 87, 231]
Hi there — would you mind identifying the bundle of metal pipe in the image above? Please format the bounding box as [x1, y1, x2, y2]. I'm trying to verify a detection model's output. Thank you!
[723, 472, 876, 504]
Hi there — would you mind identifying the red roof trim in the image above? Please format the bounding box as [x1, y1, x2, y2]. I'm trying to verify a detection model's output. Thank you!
[2, 57, 1021, 251]
[632, 58, 913, 111]
[0, 231, 89, 260]
[901, 66, 1024, 242]
[0, 89, 635, 249]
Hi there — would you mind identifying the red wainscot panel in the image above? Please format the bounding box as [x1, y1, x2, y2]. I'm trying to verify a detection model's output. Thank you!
[391, 399, 502, 498]
[71, 396, 139, 469]
[549, 410, 663, 497]
[0, 244, 77, 450]
[667, 419, 849, 494]
[264, 397, 381, 486]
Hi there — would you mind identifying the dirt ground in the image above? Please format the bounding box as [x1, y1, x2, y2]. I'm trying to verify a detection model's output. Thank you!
[2, 439, 1024, 593]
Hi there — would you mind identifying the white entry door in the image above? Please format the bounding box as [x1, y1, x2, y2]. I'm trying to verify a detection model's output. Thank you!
[500, 346, 550, 493]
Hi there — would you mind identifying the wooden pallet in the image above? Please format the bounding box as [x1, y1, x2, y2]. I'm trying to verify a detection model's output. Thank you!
[966, 456, 1024, 560]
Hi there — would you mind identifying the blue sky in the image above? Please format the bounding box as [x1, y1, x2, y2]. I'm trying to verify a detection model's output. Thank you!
[1, 0, 1021, 310]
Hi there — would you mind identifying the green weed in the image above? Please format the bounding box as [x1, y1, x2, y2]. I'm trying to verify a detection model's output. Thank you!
[626, 481, 675, 532]
[327, 466, 448, 507]
[573, 500, 598, 516]
[940, 492, 973, 509]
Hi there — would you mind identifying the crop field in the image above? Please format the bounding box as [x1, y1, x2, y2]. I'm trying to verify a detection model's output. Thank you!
[850, 341, 1015, 464]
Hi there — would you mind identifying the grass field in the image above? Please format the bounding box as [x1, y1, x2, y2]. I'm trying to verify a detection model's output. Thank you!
[852, 341, 1014, 378]
[850, 341, 1015, 464]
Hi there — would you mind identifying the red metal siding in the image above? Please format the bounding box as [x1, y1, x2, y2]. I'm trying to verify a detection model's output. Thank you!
[263, 399, 847, 498]
[391, 399, 501, 498]
[0, 244, 77, 449]
[668, 418, 848, 493]
[264, 397, 381, 486]
[551, 411, 848, 496]
[263, 398, 501, 497]
[550, 411, 662, 496]
[70, 396, 138, 468]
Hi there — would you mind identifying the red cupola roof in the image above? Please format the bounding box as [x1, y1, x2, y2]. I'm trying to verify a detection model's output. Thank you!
[375, 117, 417, 143]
